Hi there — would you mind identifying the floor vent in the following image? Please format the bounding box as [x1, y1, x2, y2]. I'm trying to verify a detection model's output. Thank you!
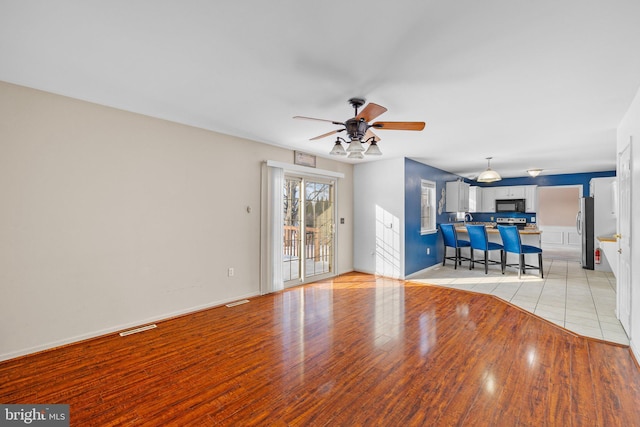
[226, 299, 250, 308]
[119, 324, 157, 337]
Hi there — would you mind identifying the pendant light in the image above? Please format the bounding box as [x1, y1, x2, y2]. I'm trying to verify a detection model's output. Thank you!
[477, 157, 502, 183]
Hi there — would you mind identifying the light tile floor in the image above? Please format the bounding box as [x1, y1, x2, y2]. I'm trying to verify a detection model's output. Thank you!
[410, 257, 629, 345]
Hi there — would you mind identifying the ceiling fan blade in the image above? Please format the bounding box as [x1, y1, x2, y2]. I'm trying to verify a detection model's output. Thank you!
[293, 116, 343, 125]
[356, 103, 388, 122]
[371, 121, 426, 131]
[364, 128, 381, 142]
[310, 129, 343, 141]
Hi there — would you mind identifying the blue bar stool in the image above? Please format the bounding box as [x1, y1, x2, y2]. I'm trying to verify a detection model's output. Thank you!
[465, 224, 504, 274]
[440, 223, 471, 269]
[497, 225, 544, 279]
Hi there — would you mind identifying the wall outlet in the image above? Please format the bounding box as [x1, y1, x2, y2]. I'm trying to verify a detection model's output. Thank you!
[531, 216, 536, 223]
[228, 267, 234, 277]
[426, 248, 431, 255]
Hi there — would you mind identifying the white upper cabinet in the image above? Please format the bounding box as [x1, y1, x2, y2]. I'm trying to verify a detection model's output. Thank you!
[469, 186, 483, 213]
[474, 185, 537, 213]
[446, 181, 470, 212]
[448, 181, 538, 213]
[590, 177, 617, 217]
[482, 187, 496, 212]
[524, 185, 537, 213]
[494, 186, 525, 199]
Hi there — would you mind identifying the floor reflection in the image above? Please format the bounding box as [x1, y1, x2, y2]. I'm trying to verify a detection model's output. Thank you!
[419, 310, 436, 356]
[278, 285, 334, 384]
[374, 279, 405, 348]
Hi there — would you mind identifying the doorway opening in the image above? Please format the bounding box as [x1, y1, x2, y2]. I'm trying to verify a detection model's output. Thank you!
[537, 185, 582, 261]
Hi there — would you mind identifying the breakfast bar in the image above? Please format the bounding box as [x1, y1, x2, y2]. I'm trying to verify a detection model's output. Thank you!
[454, 223, 542, 267]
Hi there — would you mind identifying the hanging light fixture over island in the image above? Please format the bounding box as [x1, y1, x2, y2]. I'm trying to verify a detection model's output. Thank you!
[477, 157, 502, 183]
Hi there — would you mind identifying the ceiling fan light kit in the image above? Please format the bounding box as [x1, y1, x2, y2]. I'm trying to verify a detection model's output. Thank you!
[295, 98, 425, 159]
[330, 140, 347, 156]
[346, 137, 365, 153]
[477, 157, 502, 183]
[365, 141, 382, 155]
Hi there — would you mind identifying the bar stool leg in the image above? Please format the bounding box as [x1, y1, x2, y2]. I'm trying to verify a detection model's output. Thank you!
[539, 253, 544, 278]
[484, 251, 488, 274]
[453, 248, 458, 270]
[518, 254, 524, 279]
[469, 249, 474, 270]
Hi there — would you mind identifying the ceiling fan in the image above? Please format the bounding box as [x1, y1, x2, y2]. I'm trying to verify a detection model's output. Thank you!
[294, 98, 425, 158]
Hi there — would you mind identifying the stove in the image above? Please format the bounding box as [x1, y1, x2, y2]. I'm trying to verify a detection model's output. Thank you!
[496, 217, 527, 229]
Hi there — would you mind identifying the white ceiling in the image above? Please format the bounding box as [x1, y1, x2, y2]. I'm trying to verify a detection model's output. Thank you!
[2, 0, 640, 178]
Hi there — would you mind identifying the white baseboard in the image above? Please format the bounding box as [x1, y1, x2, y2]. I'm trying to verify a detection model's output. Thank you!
[631, 339, 640, 366]
[0, 291, 260, 362]
[405, 263, 442, 280]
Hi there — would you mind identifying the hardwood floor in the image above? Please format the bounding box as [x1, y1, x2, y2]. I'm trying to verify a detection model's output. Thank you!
[1, 272, 639, 426]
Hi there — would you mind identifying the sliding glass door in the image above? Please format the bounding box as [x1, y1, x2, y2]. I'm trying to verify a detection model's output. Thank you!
[283, 175, 335, 286]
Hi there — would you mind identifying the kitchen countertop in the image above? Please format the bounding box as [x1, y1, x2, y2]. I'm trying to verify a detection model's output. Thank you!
[455, 225, 541, 235]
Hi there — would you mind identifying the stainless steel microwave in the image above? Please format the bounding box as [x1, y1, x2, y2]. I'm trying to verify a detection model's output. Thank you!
[495, 199, 526, 213]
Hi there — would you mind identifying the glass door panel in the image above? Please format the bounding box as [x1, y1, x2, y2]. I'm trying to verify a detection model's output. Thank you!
[283, 177, 301, 284]
[304, 180, 334, 278]
[282, 176, 335, 286]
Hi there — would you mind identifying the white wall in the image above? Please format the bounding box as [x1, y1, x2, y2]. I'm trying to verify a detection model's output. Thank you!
[353, 158, 405, 278]
[0, 81, 353, 360]
[617, 84, 640, 362]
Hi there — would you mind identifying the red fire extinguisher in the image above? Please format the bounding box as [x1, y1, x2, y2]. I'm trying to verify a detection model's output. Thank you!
[595, 248, 601, 264]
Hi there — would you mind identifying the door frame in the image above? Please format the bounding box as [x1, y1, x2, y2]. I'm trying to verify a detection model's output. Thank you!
[617, 142, 632, 335]
[283, 173, 338, 287]
[261, 161, 344, 294]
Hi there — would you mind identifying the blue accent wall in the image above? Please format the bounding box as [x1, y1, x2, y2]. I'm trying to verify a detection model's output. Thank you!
[404, 158, 461, 276]
[473, 170, 616, 197]
[466, 171, 616, 223]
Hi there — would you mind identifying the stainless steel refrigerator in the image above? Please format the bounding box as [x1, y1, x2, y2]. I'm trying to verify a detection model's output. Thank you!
[577, 197, 594, 269]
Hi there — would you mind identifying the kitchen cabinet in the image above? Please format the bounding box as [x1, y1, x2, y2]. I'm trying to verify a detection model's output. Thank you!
[495, 186, 525, 199]
[469, 186, 483, 213]
[590, 177, 617, 217]
[524, 185, 537, 213]
[446, 181, 470, 212]
[476, 185, 536, 213]
[482, 187, 496, 212]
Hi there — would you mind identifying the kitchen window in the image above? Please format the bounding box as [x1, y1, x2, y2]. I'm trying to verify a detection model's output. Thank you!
[421, 179, 436, 234]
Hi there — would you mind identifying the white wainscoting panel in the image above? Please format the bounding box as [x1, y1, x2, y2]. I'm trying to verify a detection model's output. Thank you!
[539, 226, 581, 247]
[567, 231, 581, 245]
